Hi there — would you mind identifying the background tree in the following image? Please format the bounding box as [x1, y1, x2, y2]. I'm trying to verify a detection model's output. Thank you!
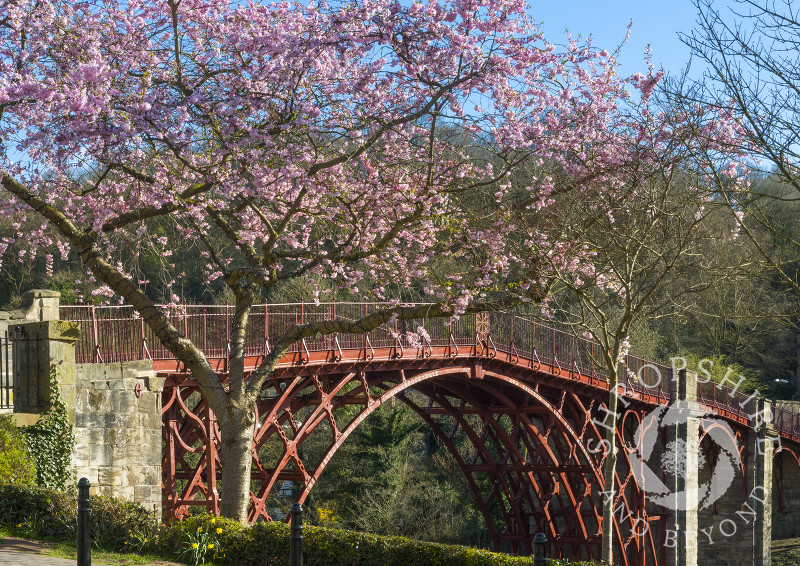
[531, 100, 745, 563]
[306, 400, 489, 546]
[0, 0, 658, 522]
[670, 0, 800, 395]
[660, 215, 796, 391]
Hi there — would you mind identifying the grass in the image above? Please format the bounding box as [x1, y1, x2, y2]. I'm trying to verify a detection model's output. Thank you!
[0, 527, 180, 566]
[48, 543, 172, 565]
[4, 523, 795, 566]
[772, 538, 800, 566]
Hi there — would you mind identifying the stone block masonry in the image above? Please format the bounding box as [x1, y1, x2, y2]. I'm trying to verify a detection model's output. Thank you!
[3, 291, 165, 521]
[663, 371, 775, 566]
[772, 401, 800, 541]
[73, 360, 164, 519]
[0, 289, 61, 336]
[13, 320, 79, 418]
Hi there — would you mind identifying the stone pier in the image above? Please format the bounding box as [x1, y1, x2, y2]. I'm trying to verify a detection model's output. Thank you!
[73, 360, 164, 517]
[668, 369, 701, 566]
[652, 369, 779, 566]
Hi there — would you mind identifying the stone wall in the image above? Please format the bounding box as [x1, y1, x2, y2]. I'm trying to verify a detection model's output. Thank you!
[73, 360, 164, 518]
[772, 452, 800, 540]
[0, 290, 62, 416]
[658, 372, 776, 566]
[12, 320, 79, 418]
[695, 417, 775, 566]
[3, 291, 165, 520]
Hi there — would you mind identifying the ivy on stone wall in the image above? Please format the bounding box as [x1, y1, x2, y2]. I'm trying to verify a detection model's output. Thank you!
[23, 367, 74, 491]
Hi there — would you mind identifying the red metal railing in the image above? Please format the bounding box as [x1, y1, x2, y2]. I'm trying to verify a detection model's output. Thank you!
[697, 379, 760, 423]
[59, 302, 794, 433]
[772, 405, 800, 440]
[60, 303, 671, 380]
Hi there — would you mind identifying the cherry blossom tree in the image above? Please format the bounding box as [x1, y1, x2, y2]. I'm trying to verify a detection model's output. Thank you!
[0, 0, 736, 526]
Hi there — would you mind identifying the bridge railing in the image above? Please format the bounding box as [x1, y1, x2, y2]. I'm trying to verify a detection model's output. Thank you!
[60, 302, 485, 364]
[61, 302, 672, 393]
[697, 379, 760, 422]
[772, 405, 800, 438]
[62, 301, 800, 432]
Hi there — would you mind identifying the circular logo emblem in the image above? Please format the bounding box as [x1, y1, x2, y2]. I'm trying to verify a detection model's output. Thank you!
[628, 401, 740, 510]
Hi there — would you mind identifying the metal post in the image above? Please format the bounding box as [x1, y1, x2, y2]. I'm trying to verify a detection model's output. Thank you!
[12, 326, 21, 408]
[795, 331, 800, 401]
[90, 305, 101, 363]
[290, 503, 304, 566]
[77, 478, 91, 566]
[532, 532, 548, 566]
[264, 303, 270, 355]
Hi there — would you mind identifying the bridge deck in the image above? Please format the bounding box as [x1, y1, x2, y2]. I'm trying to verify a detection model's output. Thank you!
[58, 302, 800, 443]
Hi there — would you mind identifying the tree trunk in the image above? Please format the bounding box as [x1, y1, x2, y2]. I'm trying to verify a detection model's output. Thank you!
[601, 379, 620, 565]
[218, 401, 256, 523]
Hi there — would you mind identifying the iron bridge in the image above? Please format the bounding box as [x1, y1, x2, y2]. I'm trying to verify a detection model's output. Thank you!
[60, 302, 800, 565]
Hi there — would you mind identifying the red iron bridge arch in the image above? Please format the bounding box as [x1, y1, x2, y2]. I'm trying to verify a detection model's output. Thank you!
[60, 302, 800, 565]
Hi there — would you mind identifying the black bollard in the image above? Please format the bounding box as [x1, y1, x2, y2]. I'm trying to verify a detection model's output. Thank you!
[532, 532, 548, 566]
[290, 503, 304, 566]
[77, 478, 91, 566]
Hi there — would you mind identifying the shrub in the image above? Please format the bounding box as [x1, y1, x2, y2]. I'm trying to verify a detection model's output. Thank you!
[163, 514, 245, 565]
[222, 520, 604, 566]
[87, 494, 159, 551]
[0, 415, 37, 486]
[0, 484, 75, 539]
[0, 484, 157, 551]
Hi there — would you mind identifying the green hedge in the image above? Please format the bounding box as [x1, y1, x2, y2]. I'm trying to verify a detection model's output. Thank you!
[180, 514, 601, 566]
[0, 485, 603, 566]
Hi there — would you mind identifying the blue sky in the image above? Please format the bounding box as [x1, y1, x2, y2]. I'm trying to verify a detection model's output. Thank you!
[531, 1, 706, 77]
